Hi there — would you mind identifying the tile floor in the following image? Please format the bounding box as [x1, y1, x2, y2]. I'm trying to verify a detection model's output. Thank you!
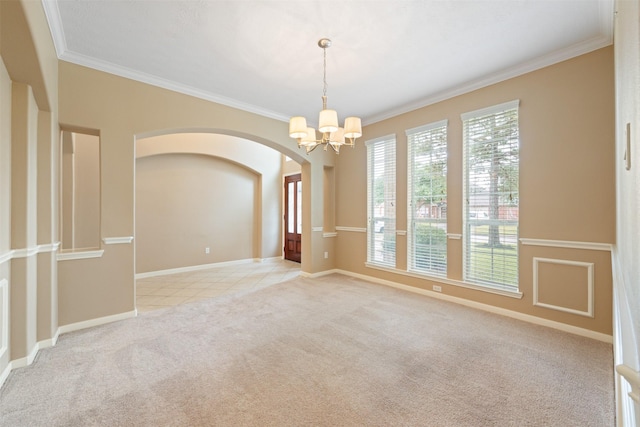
[136, 259, 301, 313]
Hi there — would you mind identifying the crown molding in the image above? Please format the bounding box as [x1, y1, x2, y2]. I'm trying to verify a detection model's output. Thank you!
[40, 0, 67, 56]
[364, 34, 613, 126]
[42, 0, 613, 127]
[58, 51, 290, 124]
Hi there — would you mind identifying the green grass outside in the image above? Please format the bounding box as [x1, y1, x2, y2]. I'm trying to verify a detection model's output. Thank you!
[470, 225, 518, 236]
[468, 243, 518, 288]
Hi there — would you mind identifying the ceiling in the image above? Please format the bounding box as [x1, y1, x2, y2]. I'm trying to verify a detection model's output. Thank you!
[42, 0, 613, 126]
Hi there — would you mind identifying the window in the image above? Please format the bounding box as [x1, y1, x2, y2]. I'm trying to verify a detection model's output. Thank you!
[367, 135, 396, 268]
[462, 100, 519, 291]
[407, 120, 448, 275]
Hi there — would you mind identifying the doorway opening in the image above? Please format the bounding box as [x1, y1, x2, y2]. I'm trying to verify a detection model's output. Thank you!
[284, 173, 302, 263]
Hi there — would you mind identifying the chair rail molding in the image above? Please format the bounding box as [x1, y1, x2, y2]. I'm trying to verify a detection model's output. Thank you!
[616, 364, 640, 404]
[335, 226, 366, 233]
[102, 236, 134, 245]
[519, 238, 612, 251]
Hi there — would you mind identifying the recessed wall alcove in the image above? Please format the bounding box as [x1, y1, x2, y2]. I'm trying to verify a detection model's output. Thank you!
[135, 132, 301, 275]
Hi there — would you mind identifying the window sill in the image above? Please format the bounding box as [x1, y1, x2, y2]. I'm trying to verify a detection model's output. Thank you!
[365, 262, 523, 299]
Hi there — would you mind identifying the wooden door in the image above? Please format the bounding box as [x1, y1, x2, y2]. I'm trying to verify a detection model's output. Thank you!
[284, 174, 302, 263]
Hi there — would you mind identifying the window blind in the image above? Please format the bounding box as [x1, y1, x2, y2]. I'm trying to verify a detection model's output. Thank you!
[462, 100, 519, 290]
[367, 135, 396, 268]
[407, 120, 448, 276]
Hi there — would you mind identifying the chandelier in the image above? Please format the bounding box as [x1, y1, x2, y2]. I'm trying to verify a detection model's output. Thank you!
[289, 38, 362, 154]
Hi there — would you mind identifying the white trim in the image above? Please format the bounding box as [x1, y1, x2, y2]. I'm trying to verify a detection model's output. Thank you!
[57, 250, 105, 261]
[135, 258, 258, 279]
[461, 100, 520, 121]
[9, 341, 40, 370]
[612, 247, 639, 426]
[58, 52, 290, 124]
[12, 247, 40, 258]
[57, 310, 137, 335]
[367, 33, 611, 125]
[616, 365, 640, 404]
[0, 330, 62, 390]
[26, 342, 40, 365]
[335, 226, 367, 233]
[447, 233, 462, 240]
[519, 238, 612, 252]
[365, 134, 396, 146]
[322, 269, 612, 343]
[396, 230, 407, 236]
[322, 232, 337, 238]
[0, 362, 10, 390]
[102, 236, 134, 245]
[0, 243, 61, 265]
[365, 262, 523, 299]
[0, 279, 7, 362]
[311, 227, 323, 232]
[533, 257, 594, 318]
[0, 250, 13, 265]
[40, 0, 67, 56]
[258, 256, 285, 263]
[405, 119, 449, 136]
[43, 0, 611, 130]
[37, 242, 61, 252]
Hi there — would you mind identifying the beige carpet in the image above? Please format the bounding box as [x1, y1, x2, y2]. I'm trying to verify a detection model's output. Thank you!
[0, 274, 614, 426]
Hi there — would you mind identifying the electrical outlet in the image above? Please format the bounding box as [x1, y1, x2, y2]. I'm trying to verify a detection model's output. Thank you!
[324, 251, 329, 259]
[205, 247, 210, 254]
[433, 285, 442, 292]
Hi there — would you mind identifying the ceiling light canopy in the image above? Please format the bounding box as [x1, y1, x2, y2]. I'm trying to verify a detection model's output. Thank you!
[289, 38, 362, 154]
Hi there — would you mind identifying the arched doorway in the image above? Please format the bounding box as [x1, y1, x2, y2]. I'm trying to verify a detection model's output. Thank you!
[133, 131, 303, 312]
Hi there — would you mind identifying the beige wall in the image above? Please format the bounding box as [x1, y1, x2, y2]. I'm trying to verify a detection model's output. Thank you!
[135, 132, 285, 273]
[60, 131, 101, 250]
[136, 153, 258, 272]
[613, 0, 640, 422]
[335, 46, 615, 336]
[72, 133, 100, 249]
[57, 58, 334, 326]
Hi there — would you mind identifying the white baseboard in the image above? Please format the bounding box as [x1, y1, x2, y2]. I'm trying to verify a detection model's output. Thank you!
[136, 258, 259, 279]
[0, 331, 63, 390]
[327, 268, 613, 344]
[0, 361, 10, 389]
[58, 310, 137, 335]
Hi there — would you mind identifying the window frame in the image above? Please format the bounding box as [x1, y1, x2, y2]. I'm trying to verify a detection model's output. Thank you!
[406, 119, 448, 277]
[461, 100, 520, 292]
[366, 135, 397, 269]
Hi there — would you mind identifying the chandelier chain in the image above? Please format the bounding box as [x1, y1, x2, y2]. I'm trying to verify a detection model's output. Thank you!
[322, 45, 328, 109]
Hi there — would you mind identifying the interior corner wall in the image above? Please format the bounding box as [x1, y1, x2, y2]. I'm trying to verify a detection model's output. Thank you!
[335, 46, 615, 336]
[135, 132, 285, 272]
[135, 153, 258, 273]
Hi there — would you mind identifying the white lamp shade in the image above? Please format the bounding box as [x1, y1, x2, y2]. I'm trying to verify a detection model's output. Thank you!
[318, 109, 338, 133]
[344, 117, 362, 138]
[300, 127, 317, 146]
[289, 116, 308, 139]
[329, 127, 345, 145]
